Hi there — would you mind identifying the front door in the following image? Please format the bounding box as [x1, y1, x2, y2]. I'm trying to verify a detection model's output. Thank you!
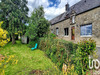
[71, 26, 75, 40]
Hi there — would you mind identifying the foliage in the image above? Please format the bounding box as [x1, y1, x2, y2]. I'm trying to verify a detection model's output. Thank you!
[72, 39, 96, 75]
[46, 33, 56, 39]
[28, 38, 39, 48]
[79, 39, 96, 70]
[0, 55, 18, 75]
[39, 34, 96, 74]
[0, 21, 10, 47]
[43, 66, 63, 75]
[62, 61, 78, 75]
[39, 34, 78, 70]
[37, 18, 50, 37]
[25, 6, 50, 46]
[0, 0, 29, 44]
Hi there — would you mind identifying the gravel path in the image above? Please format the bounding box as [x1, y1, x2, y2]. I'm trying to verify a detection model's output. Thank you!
[97, 47, 100, 61]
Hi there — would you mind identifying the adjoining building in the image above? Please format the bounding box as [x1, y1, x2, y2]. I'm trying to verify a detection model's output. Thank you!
[50, 0, 100, 46]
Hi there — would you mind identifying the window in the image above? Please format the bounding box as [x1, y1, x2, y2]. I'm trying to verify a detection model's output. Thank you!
[56, 28, 59, 35]
[51, 29, 53, 33]
[70, 15, 75, 24]
[72, 16, 75, 23]
[64, 28, 69, 36]
[80, 24, 92, 36]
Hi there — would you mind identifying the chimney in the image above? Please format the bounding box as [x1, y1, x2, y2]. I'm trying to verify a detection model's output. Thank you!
[65, 3, 69, 11]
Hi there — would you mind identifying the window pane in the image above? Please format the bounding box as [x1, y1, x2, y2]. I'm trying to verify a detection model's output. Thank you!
[72, 16, 75, 23]
[81, 24, 92, 36]
[86, 25, 92, 35]
[81, 26, 86, 35]
[51, 29, 53, 33]
[56, 28, 59, 35]
[64, 28, 69, 36]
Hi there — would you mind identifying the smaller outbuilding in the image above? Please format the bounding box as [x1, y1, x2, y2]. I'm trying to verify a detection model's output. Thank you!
[21, 35, 29, 44]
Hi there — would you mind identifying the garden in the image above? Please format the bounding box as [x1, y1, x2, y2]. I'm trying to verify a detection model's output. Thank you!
[0, 0, 98, 75]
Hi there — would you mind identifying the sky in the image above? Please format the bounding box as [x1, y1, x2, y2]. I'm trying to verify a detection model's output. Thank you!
[27, 0, 81, 20]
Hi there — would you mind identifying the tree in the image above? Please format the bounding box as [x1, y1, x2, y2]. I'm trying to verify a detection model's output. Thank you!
[25, 6, 50, 43]
[0, 0, 29, 44]
[0, 21, 10, 47]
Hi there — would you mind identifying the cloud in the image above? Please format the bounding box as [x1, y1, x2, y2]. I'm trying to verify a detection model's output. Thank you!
[27, 0, 81, 20]
[27, 0, 49, 16]
[44, 7, 65, 20]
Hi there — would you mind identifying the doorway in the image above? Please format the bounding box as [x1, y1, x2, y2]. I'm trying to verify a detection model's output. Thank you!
[71, 26, 75, 40]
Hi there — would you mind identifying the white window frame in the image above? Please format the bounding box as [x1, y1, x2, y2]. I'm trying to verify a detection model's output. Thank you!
[51, 29, 54, 33]
[72, 16, 75, 23]
[64, 28, 69, 36]
[80, 24, 92, 37]
[56, 28, 59, 35]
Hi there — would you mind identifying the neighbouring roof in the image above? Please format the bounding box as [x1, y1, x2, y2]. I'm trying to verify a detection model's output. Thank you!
[50, 0, 100, 25]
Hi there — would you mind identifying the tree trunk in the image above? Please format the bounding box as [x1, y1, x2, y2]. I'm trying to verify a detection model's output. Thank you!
[29, 38, 31, 43]
[12, 33, 15, 44]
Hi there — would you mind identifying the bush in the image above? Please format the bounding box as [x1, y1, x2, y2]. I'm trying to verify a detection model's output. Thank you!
[28, 41, 35, 48]
[0, 21, 10, 47]
[39, 34, 78, 70]
[49, 33, 56, 38]
[28, 37, 39, 48]
[72, 39, 96, 75]
[28, 40, 37, 48]
[39, 34, 96, 75]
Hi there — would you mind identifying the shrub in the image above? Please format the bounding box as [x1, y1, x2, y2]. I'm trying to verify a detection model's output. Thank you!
[49, 33, 56, 38]
[72, 39, 96, 75]
[62, 61, 78, 75]
[0, 21, 10, 47]
[39, 34, 78, 70]
[79, 39, 96, 70]
[28, 40, 38, 48]
[39, 34, 96, 75]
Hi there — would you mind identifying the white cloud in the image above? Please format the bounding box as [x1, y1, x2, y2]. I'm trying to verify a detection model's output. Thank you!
[27, 0, 49, 16]
[27, 0, 81, 20]
[44, 7, 65, 20]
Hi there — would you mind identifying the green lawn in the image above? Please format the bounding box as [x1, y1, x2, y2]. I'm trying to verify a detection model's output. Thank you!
[0, 41, 56, 75]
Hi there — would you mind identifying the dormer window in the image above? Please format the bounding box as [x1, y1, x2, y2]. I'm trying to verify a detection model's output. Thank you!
[72, 16, 75, 23]
[70, 15, 75, 24]
[70, 10, 76, 24]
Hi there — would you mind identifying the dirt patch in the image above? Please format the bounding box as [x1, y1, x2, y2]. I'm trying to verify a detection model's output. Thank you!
[30, 70, 43, 75]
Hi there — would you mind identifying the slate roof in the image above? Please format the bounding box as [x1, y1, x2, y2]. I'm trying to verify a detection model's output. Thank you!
[50, 0, 100, 25]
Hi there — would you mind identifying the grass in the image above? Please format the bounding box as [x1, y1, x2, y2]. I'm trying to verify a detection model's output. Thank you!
[0, 41, 56, 75]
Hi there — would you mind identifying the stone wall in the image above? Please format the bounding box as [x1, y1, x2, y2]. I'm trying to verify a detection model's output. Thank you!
[50, 7, 100, 46]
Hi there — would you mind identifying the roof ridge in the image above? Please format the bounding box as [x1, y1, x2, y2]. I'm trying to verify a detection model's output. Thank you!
[50, 0, 100, 25]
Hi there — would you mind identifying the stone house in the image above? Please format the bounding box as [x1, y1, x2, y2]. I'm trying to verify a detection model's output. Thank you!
[50, 0, 100, 46]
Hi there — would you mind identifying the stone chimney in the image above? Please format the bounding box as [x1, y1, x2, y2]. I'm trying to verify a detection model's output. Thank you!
[65, 3, 69, 11]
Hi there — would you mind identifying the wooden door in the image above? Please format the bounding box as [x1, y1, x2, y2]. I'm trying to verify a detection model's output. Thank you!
[71, 26, 75, 40]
